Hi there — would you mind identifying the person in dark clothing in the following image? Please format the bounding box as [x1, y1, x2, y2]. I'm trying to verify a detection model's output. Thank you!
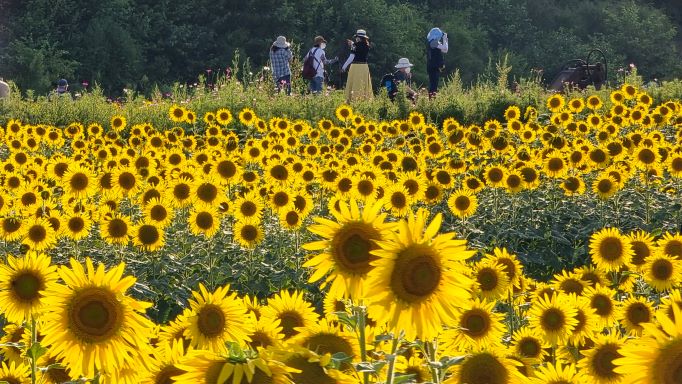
[385, 58, 416, 101]
[426, 27, 449, 98]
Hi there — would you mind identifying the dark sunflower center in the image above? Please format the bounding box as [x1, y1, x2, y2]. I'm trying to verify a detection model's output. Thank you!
[548, 158, 564, 171]
[240, 225, 258, 241]
[599, 237, 623, 261]
[487, 169, 504, 183]
[390, 245, 442, 303]
[461, 309, 491, 338]
[455, 196, 471, 211]
[117, 172, 136, 190]
[590, 149, 607, 163]
[518, 338, 540, 357]
[11, 272, 44, 301]
[28, 225, 47, 243]
[560, 279, 584, 295]
[458, 353, 509, 384]
[627, 303, 651, 325]
[150, 205, 168, 222]
[285, 211, 300, 226]
[108, 219, 128, 238]
[272, 192, 289, 207]
[671, 158, 682, 172]
[638, 148, 656, 164]
[270, 165, 289, 181]
[154, 364, 186, 384]
[597, 179, 614, 194]
[21, 193, 37, 206]
[591, 343, 622, 379]
[665, 241, 682, 259]
[436, 171, 451, 185]
[197, 183, 218, 203]
[651, 338, 682, 383]
[279, 310, 304, 339]
[357, 180, 375, 196]
[174, 184, 190, 200]
[138, 224, 160, 245]
[337, 178, 352, 192]
[477, 268, 499, 292]
[69, 287, 123, 343]
[506, 174, 522, 189]
[332, 222, 380, 275]
[652, 259, 674, 280]
[390, 192, 407, 208]
[196, 212, 214, 230]
[143, 189, 162, 205]
[217, 161, 237, 179]
[564, 177, 580, 192]
[541, 308, 565, 331]
[197, 304, 225, 337]
[68, 217, 85, 233]
[70, 172, 89, 191]
[240, 201, 258, 217]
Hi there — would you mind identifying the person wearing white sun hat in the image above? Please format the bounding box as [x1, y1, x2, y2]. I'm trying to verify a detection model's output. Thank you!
[342, 29, 372, 102]
[384, 58, 416, 101]
[270, 36, 293, 95]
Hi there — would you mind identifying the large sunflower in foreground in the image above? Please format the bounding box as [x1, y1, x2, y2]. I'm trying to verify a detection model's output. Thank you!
[578, 333, 625, 384]
[41, 258, 155, 379]
[614, 305, 682, 383]
[303, 199, 393, 299]
[184, 283, 254, 353]
[0, 252, 59, 323]
[365, 208, 475, 340]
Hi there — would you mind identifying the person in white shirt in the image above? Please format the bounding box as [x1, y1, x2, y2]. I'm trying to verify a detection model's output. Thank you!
[303, 36, 338, 94]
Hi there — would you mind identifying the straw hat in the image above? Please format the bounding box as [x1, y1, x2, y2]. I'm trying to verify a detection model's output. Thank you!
[395, 58, 414, 68]
[273, 36, 290, 48]
[314, 36, 327, 45]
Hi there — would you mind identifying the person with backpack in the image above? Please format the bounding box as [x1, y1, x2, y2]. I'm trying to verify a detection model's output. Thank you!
[302, 36, 338, 94]
[342, 29, 372, 102]
[383, 57, 416, 102]
[426, 27, 448, 99]
[269, 36, 293, 95]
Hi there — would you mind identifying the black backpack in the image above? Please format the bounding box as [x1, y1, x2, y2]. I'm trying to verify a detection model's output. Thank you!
[382, 73, 398, 100]
[302, 48, 320, 80]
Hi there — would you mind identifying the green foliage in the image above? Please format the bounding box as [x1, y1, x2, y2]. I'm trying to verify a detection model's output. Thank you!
[1, 0, 680, 95]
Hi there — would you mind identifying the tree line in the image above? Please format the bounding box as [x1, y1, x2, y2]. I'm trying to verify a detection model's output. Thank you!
[0, 0, 680, 96]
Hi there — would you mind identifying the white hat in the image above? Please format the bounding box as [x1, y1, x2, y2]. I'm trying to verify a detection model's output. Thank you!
[273, 36, 290, 48]
[395, 58, 414, 68]
[355, 29, 368, 38]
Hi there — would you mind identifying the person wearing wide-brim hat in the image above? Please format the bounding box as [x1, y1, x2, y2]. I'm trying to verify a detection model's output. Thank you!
[270, 36, 293, 95]
[392, 58, 417, 101]
[303, 35, 338, 95]
[342, 29, 372, 102]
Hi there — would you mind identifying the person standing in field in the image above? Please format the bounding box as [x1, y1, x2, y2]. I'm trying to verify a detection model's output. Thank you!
[342, 29, 372, 102]
[426, 27, 448, 98]
[303, 36, 338, 95]
[0, 78, 9, 99]
[270, 36, 293, 95]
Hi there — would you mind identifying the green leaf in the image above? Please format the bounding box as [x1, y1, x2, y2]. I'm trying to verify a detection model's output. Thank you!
[26, 341, 47, 361]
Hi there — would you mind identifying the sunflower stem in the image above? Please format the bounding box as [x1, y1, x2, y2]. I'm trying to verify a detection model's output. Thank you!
[426, 339, 441, 384]
[355, 305, 370, 384]
[30, 316, 37, 384]
[385, 332, 401, 384]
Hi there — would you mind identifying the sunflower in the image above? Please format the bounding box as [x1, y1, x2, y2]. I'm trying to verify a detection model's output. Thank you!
[248, 317, 285, 350]
[99, 213, 132, 245]
[547, 94, 565, 112]
[143, 197, 175, 228]
[335, 105, 353, 122]
[260, 290, 319, 340]
[132, 221, 165, 251]
[192, 176, 225, 207]
[41, 258, 154, 379]
[528, 293, 578, 345]
[589, 227, 633, 271]
[63, 211, 93, 240]
[642, 252, 681, 292]
[614, 304, 682, 383]
[561, 175, 586, 196]
[511, 327, 549, 363]
[530, 362, 586, 384]
[140, 340, 187, 384]
[578, 333, 625, 384]
[0, 252, 59, 323]
[110, 115, 127, 132]
[583, 284, 618, 328]
[175, 349, 294, 384]
[657, 232, 682, 260]
[233, 219, 264, 249]
[289, 318, 360, 371]
[184, 283, 254, 353]
[168, 176, 194, 208]
[21, 217, 57, 252]
[552, 270, 588, 296]
[112, 165, 141, 196]
[0, 361, 30, 384]
[422, 182, 444, 204]
[62, 163, 96, 199]
[626, 230, 654, 271]
[441, 298, 505, 351]
[504, 105, 521, 121]
[238, 108, 257, 126]
[395, 355, 431, 383]
[365, 209, 474, 340]
[189, 206, 221, 238]
[484, 165, 507, 187]
[618, 296, 654, 336]
[280, 347, 357, 384]
[381, 183, 413, 218]
[447, 189, 478, 219]
[445, 348, 526, 384]
[471, 259, 511, 301]
[567, 294, 599, 346]
[214, 108, 233, 126]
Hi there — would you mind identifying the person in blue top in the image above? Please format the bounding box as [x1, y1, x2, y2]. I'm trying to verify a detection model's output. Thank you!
[426, 27, 449, 98]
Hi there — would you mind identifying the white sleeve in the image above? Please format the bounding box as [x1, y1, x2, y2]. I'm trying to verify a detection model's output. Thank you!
[342, 54, 355, 71]
[438, 41, 448, 53]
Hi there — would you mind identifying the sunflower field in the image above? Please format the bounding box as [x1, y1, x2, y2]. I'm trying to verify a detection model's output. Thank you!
[0, 83, 682, 384]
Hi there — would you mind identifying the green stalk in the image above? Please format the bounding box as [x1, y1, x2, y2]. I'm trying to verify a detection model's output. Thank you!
[356, 305, 369, 384]
[385, 332, 401, 384]
[30, 317, 37, 384]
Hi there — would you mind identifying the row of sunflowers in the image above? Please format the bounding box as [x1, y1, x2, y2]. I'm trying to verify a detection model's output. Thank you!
[0, 85, 680, 382]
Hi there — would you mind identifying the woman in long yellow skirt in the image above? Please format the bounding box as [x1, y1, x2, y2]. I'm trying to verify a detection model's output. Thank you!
[342, 29, 373, 102]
